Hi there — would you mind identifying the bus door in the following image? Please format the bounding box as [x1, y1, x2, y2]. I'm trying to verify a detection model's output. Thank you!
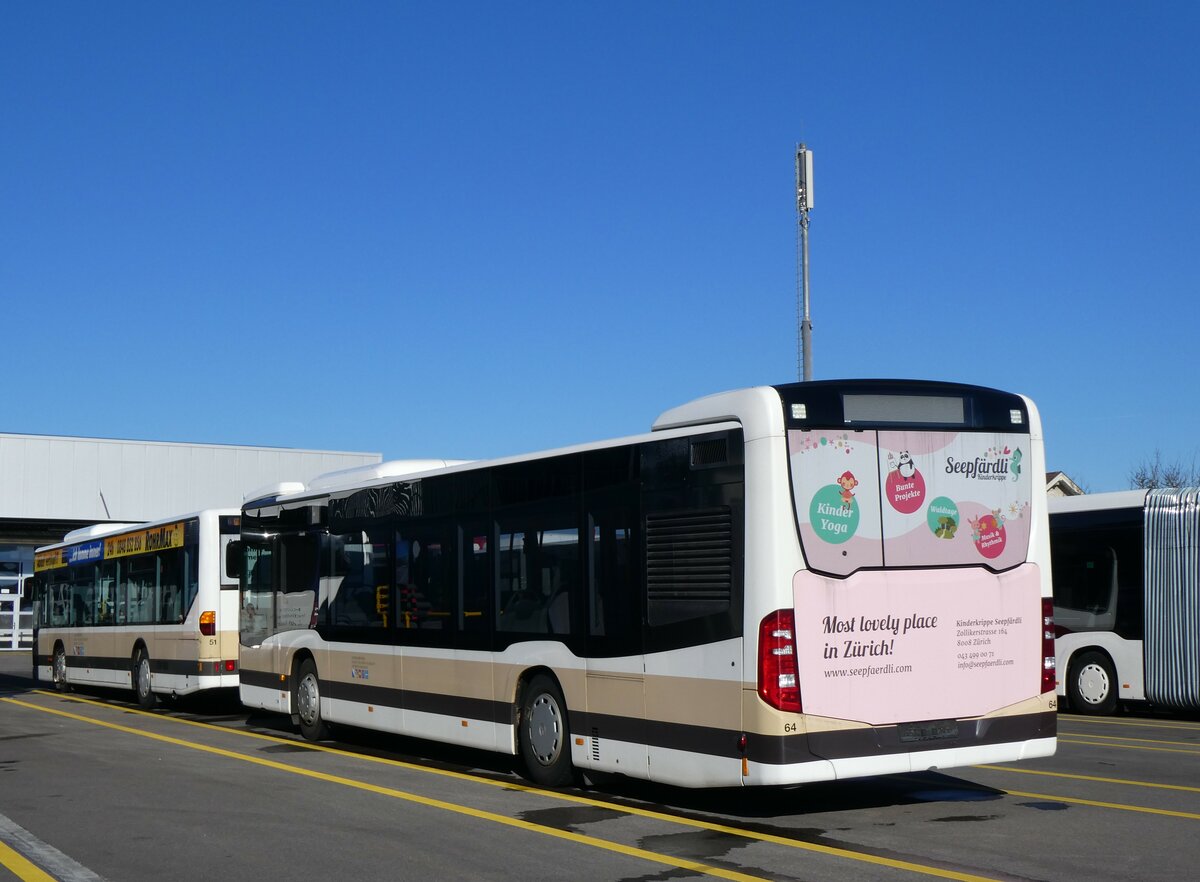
[584, 507, 649, 779]
[239, 535, 288, 713]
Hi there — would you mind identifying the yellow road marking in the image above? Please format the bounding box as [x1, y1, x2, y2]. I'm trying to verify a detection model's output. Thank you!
[1061, 716, 1200, 732]
[3, 696, 763, 882]
[10, 691, 1004, 882]
[0, 839, 56, 882]
[1002, 788, 1200, 820]
[1058, 737, 1200, 755]
[975, 764, 1200, 794]
[1058, 731, 1200, 748]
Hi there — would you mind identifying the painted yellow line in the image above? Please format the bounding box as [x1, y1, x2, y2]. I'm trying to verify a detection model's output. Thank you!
[0, 838, 56, 882]
[1002, 788, 1200, 820]
[975, 764, 1200, 794]
[16, 691, 1004, 882]
[2, 697, 762, 882]
[1058, 737, 1200, 756]
[1061, 716, 1200, 732]
[1058, 731, 1200, 748]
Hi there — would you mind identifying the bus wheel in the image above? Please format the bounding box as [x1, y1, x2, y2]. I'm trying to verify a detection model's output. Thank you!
[133, 649, 157, 709]
[52, 645, 70, 692]
[519, 674, 575, 787]
[295, 659, 330, 741]
[1068, 651, 1117, 715]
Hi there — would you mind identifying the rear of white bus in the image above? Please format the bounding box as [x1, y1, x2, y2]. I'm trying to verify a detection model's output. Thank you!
[743, 381, 1057, 784]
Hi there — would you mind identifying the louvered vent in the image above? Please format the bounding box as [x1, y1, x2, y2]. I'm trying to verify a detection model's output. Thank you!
[690, 438, 729, 468]
[645, 507, 733, 626]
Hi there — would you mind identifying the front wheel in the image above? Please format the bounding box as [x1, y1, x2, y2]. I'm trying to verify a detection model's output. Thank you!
[133, 649, 157, 709]
[295, 659, 330, 741]
[518, 674, 575, 787]
[1068, 650, 1118, 715]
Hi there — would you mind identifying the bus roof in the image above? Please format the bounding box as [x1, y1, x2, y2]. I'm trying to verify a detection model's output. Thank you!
[36, 508, 241, 553]
[1048, 490, 1148, 515]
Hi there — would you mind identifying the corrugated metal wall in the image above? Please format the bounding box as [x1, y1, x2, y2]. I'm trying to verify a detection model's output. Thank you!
[1144, 487, 1200, 709]
[0, 434, 381, 523]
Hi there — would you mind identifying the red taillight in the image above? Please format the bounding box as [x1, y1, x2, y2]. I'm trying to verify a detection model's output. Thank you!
[758, 609, 802, 713]
[1041, 598, 1056, 694]
[224, 659, 236, 673]
[199, 610, 216, 636]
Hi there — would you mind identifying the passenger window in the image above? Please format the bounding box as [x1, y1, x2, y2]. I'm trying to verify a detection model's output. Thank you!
[460, 524, 491, 639]
[329, 530, 391, 630]
[497, 523, 578, 635]
[396, 526, 453, 632]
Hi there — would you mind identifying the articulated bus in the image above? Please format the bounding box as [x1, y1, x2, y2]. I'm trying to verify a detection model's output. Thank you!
[1050, 487, 1200, 714]
[234, 381, 1055, 788]
[32, 510, 242, 706]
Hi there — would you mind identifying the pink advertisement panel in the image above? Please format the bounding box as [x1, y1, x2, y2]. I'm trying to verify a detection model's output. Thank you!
[792, 565, 1043, 725]
[877, 431, 1033, 570]
[789, 430, 883, 574]
[789, 430, 1033, 574]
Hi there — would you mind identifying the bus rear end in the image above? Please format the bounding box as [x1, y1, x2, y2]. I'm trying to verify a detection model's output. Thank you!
[754, 381, 1056, 783]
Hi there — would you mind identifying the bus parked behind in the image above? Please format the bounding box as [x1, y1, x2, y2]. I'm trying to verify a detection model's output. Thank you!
[1050, 488, 1200, 714]
[32, 510, 241, 705]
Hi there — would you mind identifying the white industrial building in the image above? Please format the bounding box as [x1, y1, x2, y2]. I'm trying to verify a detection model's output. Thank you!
[0, 432, 381, 605]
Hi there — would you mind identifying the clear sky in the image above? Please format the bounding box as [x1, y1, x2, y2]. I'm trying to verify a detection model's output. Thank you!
[2, 3, 1197, 494]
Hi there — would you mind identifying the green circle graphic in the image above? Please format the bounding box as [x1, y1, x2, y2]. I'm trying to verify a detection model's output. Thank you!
[927, 496, 960, 539]
[809, 484, 859, 544]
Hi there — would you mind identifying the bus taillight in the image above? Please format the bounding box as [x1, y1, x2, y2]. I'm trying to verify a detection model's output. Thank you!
[758, 609, 802, 713]
[1041, 598, 1056, 694]
[200, 611, 216, 636]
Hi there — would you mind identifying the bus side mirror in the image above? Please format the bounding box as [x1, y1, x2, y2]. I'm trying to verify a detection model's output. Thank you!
[225, 540, 244, 582]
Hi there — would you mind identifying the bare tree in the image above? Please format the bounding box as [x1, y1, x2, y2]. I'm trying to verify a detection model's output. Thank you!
[1128, 450, 1200, 489]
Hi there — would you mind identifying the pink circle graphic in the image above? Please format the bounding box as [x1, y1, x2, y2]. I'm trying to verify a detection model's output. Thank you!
[972, 514, 1007, 559]
[886, 469, 925, 514]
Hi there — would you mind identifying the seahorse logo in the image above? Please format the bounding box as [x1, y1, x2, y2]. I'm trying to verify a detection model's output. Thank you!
[1010, 448, 1023, 482]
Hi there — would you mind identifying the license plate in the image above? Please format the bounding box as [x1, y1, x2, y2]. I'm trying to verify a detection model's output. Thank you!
[898, 720, 959, 743]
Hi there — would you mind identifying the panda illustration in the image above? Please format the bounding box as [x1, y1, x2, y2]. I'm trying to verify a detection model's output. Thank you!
[897, 451, 916, 479]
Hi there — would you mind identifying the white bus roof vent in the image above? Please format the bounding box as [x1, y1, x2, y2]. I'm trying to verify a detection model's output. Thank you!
[242, 481, 307, 505]
[307, 459, 472, 493]
[62, 523, 142, 543]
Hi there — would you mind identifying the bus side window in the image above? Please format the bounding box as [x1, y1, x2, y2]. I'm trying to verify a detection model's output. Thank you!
[458, 522, 491, 647]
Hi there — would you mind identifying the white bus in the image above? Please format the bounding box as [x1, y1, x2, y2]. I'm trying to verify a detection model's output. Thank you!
[234, 381, 1055, 788]
[32, 510, 242, 706]
[1050, 487, 1200, 714]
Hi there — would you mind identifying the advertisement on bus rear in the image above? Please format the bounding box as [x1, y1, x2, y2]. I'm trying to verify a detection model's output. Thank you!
[788, 430, 1040, 724]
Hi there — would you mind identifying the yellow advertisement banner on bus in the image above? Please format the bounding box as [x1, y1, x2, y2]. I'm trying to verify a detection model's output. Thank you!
[104, 522, 186, 560]
[34, 549, 66, 572]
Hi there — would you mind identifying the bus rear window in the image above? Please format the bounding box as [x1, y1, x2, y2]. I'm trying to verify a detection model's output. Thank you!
[790, 428, 1034, 576]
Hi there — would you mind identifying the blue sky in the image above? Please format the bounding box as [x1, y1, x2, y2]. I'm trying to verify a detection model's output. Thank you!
[2, 3, 1197, 493]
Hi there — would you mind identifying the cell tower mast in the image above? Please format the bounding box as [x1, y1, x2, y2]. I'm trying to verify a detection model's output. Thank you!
[795, 144, 814, 381]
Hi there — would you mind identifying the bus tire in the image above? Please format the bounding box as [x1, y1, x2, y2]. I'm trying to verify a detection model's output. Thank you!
[1068, 650, 1118, 715]
[295, 658, 330, 741]
[52, 644, 70, 693]
[133, 648, 157, 709]
[518, 674, 575, 787]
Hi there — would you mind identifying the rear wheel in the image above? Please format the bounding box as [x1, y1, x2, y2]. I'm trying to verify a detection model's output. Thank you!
[52, 645, 70, 692]
[518, 674, 575, 787]
[133, 648, 157, 709]
[295, 659, 330, 741]
[1068, 650, 1118, 715]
